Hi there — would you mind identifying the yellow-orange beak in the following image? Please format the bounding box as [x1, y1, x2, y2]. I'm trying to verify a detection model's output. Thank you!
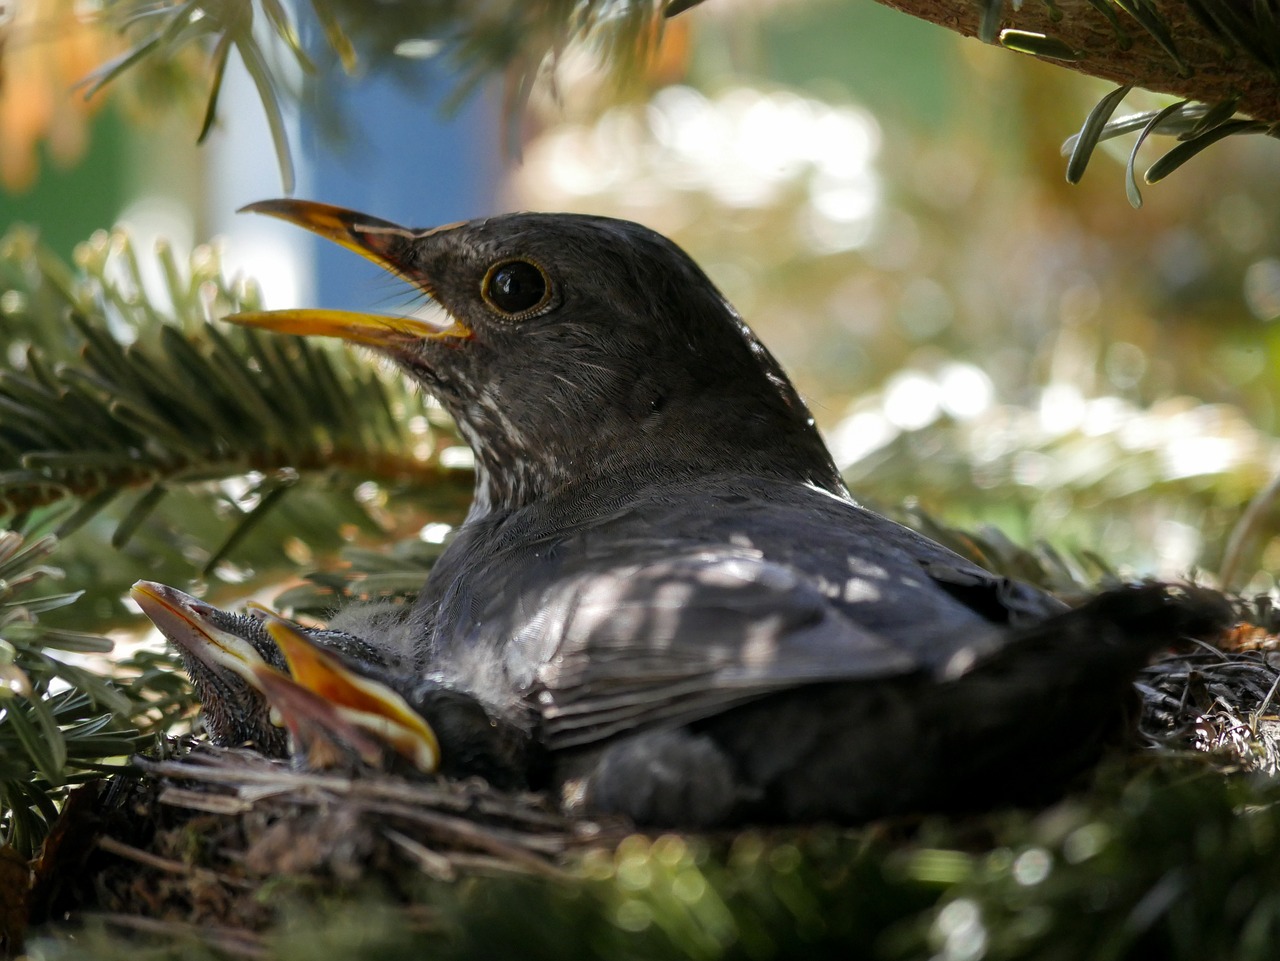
[257, 610, 441, 773]
[223, 198, 471, 345]
[247, 661, 389, 770]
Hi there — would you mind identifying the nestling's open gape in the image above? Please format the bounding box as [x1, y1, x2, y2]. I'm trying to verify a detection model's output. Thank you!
[136, 200, 1229, 827]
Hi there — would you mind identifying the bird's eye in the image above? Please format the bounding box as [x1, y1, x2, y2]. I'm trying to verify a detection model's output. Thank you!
[481, 259, 552, 319]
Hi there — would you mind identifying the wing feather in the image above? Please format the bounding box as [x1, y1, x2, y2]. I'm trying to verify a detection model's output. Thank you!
[530, 551, 917, 749]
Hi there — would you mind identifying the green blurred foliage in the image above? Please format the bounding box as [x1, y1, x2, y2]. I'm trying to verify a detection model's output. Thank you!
[512, 32, 1280, 587]
[0, 110, 131, 261]
[736, 0, 962, 130]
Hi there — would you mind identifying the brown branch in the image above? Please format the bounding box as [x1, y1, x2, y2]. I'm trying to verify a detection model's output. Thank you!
[95, 834, 255, 890]
[871, 0, 1280, 123]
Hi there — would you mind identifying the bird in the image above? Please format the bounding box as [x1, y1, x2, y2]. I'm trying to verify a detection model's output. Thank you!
[132, 580, 534, 786]
[156, 198, 1232, 827]
[131, 579, 290, 759]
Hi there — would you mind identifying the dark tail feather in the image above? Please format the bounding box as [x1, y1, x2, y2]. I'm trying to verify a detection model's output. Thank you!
[944, 583, 1234, 684]
[926, 584, 1233, 807]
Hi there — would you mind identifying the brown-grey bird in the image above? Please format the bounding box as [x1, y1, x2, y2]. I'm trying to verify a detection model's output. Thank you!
[189, 199, 1229, 826]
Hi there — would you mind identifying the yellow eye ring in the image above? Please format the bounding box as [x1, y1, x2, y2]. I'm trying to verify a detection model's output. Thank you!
[480, 259, 555, 319]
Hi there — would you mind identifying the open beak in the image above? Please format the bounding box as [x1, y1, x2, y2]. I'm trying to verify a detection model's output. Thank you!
[132, 580, 292, 757]
[131, 580, 266, 683]
[223, 198, 471, 345]
[257, 610, 441, 773]
[247, 662, 391, 770]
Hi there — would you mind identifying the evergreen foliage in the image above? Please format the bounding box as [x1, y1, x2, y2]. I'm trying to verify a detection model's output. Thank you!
[0, 225, 471, 854]
[0, 531, 136, 856]
[0, 225, 470, 607]
[5, 2, 1280, 955]
[77, 1, 1277, 199]
[0, 221, 1274, 960]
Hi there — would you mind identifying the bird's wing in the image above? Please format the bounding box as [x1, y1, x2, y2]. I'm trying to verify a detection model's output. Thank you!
[522, 550, 920, 750]
[557, 480, 1067, 666]
[425, 477, 1067, 750]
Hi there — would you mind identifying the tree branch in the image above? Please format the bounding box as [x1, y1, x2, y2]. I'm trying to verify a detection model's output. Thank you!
[870, 0, 1280, 122]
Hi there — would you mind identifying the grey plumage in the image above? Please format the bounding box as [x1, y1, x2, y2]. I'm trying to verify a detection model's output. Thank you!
[408, 473, 1064, 740]
[197, 201, 1235, 825]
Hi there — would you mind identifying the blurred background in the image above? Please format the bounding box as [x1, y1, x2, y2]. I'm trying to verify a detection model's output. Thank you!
[4, 0, 1280, 594]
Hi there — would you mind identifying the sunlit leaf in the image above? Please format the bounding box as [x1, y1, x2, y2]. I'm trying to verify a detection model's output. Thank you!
[197, 29, 236, 144]
[310, 0, 359, 72]
[235, 29, 297, 193]
[1146, 118, 1270, 183]
[998, 29, 1080, 61]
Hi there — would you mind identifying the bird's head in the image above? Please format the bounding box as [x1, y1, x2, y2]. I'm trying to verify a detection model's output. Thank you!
[227, 200, 843, 514]
[130, 579, 289, 757]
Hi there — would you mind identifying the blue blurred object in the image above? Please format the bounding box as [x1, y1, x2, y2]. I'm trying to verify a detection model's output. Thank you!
[302, 60, 503, 312]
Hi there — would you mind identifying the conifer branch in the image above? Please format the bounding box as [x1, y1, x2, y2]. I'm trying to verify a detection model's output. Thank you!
[0, 226, 473, 589]
[0, 531, 140, 856]
[78, 0, 1278, 198]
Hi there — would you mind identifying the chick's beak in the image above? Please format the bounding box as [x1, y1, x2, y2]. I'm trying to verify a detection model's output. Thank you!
[130, 580, 264, 682]
[247, 662, 390, 770]
[223, 198, 471, 345]
[258, 612, 442, 773]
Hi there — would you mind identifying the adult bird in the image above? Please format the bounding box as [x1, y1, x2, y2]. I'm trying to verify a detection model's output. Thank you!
[206, 200, 1227, 826]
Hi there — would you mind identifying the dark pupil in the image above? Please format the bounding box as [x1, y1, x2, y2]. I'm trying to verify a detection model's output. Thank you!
[488, 261, 546, 314]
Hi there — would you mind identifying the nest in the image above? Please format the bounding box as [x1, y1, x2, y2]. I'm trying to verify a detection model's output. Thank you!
[1138, 624, 1280, 774]
[20, 620, 1280, 955]
[28, 743, 626, 955]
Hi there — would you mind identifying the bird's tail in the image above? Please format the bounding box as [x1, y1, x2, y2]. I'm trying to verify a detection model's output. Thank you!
[942, 582, 1234, 684]
[926, 583, 1233, 804]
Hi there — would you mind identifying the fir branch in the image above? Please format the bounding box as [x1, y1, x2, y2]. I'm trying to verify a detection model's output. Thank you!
[71, 1, 1278, 199]
[879, 0, 1280, 122]
[1062, 93, 1276, 195]
[0, 213, 476, 852]
[0, 531, 139, 856]
[84, 1, 663, 192]
[272, 537, 444, 617]
[87, 0, 1280, 127]
[0, 225, 473, 594]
